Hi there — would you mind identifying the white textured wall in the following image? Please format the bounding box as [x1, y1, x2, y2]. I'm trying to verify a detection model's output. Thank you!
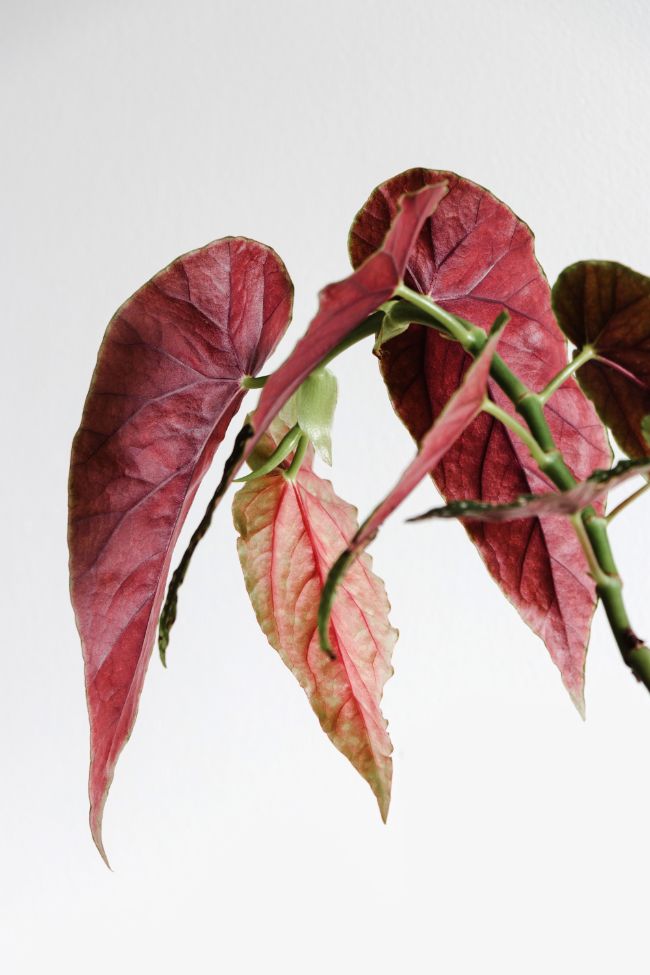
[3, 1, 650, 971]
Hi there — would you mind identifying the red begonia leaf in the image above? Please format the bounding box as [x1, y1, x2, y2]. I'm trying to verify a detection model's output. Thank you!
[232, 421, 396, 820]
[69, 238, 293, 862]
[552, 261, 650, 458]
[251, 182, 448, 436]
[410, 457, 650, 523]
[350, 168, 611, 709]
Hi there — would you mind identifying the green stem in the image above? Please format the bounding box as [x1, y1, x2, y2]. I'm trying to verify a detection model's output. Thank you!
[234, 425, 301, 482]
[397, 286, 650, 693]
[284, 434, 310, 482]
[394, 284, 470, 344]
[241, 374, 269, 390]
[319, 312, 384, 369]
[482, 401, 553, 469]
[539, 345, 595, 404]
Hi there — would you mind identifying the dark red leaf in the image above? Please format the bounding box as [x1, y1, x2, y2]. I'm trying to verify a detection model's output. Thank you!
[552, 261, 650, 458]
[350, 168, 611, 709]
[409, 458, 650, 523]
[69, 237, 293, 861]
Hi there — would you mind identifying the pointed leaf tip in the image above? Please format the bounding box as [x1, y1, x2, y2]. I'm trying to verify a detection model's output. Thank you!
[69, 238, 293, 857]
[233, 421, 396, 818]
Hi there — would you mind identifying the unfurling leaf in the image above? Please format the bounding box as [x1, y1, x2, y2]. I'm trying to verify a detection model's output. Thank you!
[295, 366, 338, 465]
[318, 319, 505, 651]
[410, 457, 650, 523]
[68, 238, 293, 861]
[233, 422, 396, 820]
[351, 168, 611, 709]
[552, 261, 650, 458]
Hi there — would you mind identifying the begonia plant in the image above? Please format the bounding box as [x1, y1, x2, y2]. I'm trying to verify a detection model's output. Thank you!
[69, 168, 650, 863]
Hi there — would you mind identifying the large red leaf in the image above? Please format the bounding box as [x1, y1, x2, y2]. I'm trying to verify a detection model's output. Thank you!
[552, 261, 650, 458]
[350, 168, 611, 709]
[69, 237, 293, 861]
[232, 422, 396, 819]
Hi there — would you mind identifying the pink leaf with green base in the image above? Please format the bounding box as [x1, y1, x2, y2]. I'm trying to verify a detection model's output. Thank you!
[233, 423, 396, 820]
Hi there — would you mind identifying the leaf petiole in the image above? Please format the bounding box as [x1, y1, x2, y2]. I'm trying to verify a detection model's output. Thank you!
[482, 400, 548, 466]
[393, 284, 471, 345]
[241, 374, 269, 389]
[538, 345, 595, 404]
[284, 434, 310, 482]
[607, 480, 650, 523]
[234, 424, 301, 482]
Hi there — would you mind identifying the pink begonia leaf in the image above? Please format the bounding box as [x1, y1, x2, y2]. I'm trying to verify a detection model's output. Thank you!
[317, 320, 504, 653]
[69, 237, 293, 862]
[350, 168, 611, 710]
[409, 457, 650, 523]
[232, 421, 396, 820]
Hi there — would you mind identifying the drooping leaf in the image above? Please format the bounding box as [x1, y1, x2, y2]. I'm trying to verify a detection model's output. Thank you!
[232, 421, 396, 820]
[350, 168, 611, 709]
[69, 237, 293, 861]
[318, 319, 504, 650]
[552, 261, 650, 458]
[409, 457, 650, 523]
[159, 183, 449, 645]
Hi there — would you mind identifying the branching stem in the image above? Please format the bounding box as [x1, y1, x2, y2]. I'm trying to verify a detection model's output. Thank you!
[482, 400, 549, 468]
[396, 285, 650, 693]
[538, 345, 595, 404]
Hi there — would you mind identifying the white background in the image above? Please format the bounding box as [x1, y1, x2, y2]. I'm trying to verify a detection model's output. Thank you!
[3, 1, 650, 972]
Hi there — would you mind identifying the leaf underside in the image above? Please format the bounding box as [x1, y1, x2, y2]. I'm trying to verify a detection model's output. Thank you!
[233, 422, 396, 819]
[350, 167, 612, 709]
[68, 237, 293, 861]
[552, 260, 650, 459]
